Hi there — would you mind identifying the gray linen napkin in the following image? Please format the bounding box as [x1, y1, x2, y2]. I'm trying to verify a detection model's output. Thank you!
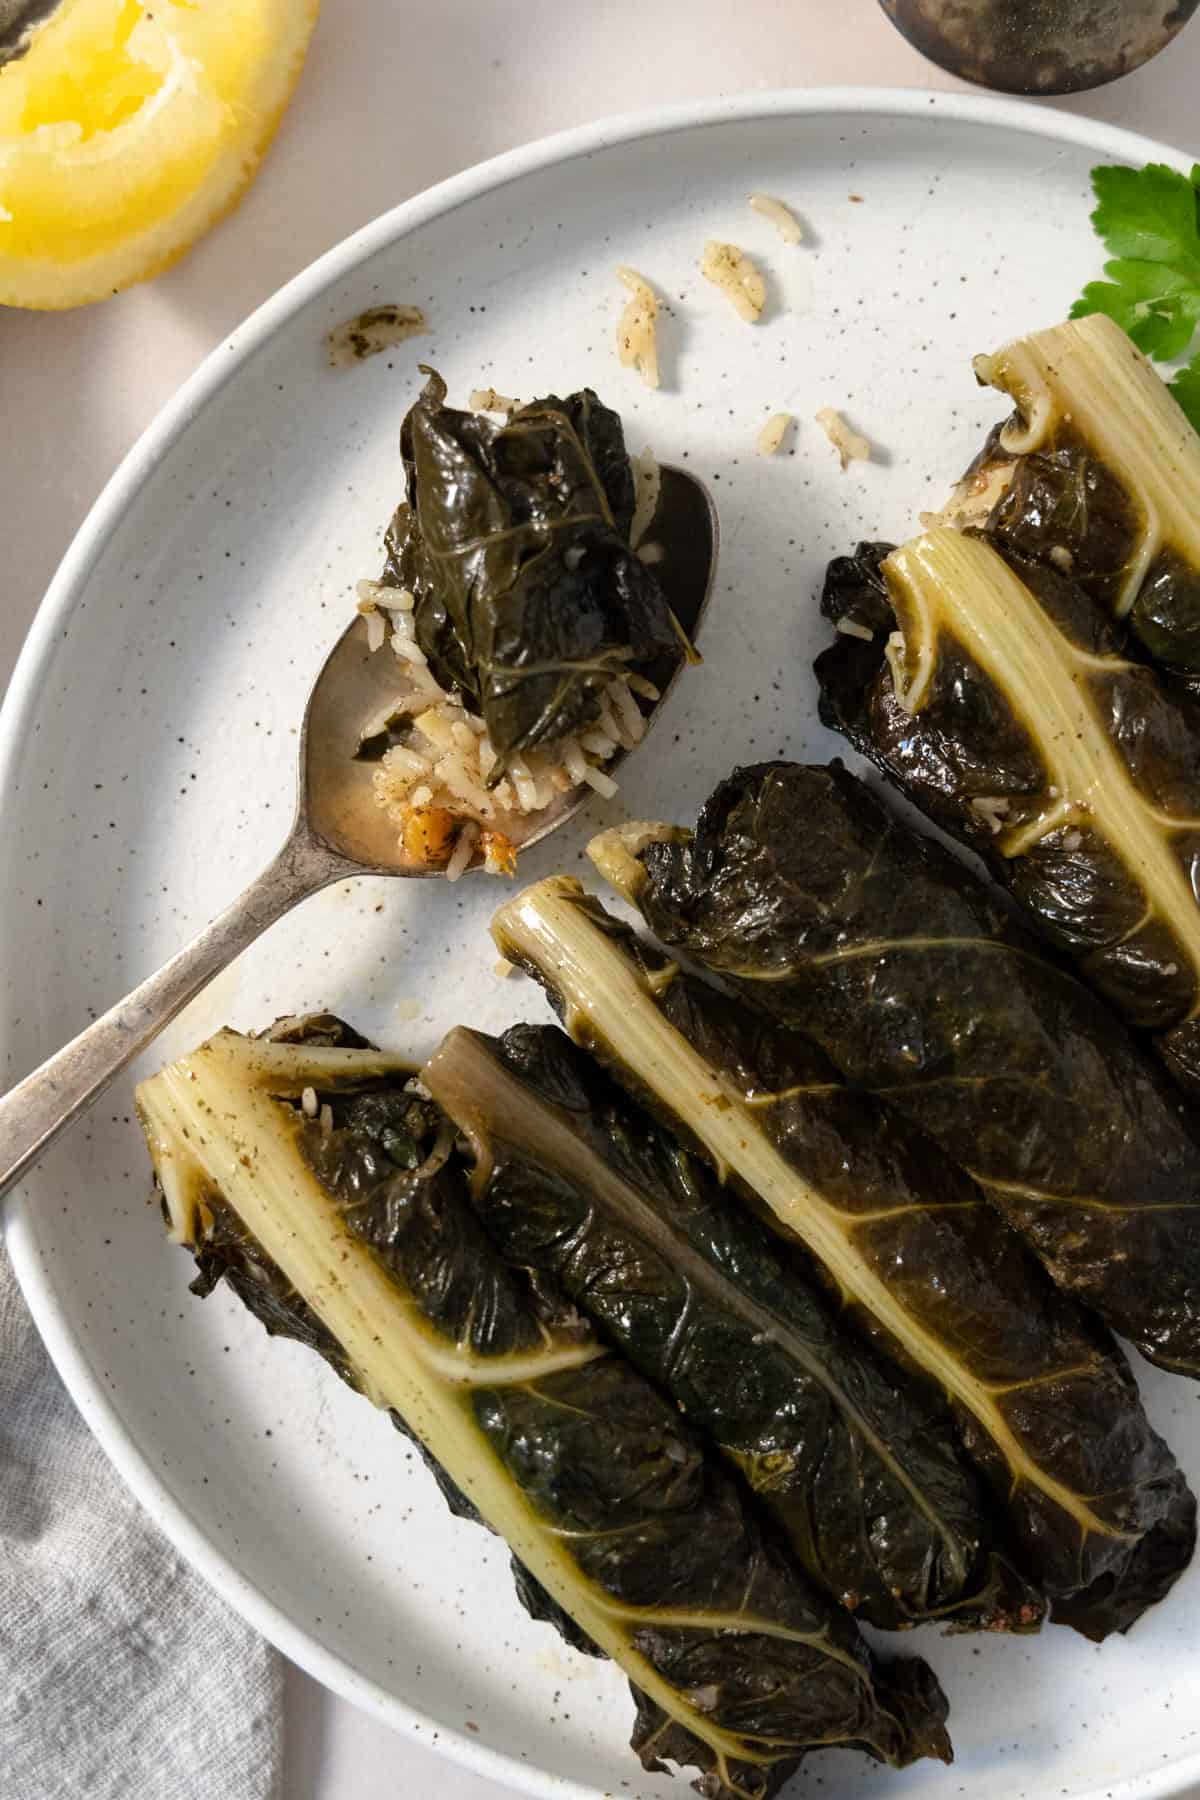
[1, 1244, 282, 1800]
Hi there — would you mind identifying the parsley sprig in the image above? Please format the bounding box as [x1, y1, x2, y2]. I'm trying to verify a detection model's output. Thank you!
[1071, 162, 1200, 430]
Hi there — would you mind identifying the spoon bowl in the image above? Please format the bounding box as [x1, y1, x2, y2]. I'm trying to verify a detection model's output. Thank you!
[303, 464, 717, 874]
[880, 0, 1199, 95]
[0, 464, 715, 1190]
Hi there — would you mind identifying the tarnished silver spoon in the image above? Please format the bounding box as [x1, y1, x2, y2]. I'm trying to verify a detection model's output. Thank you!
[0, 465, 715, 1197]
[879, 0, 1198, 95]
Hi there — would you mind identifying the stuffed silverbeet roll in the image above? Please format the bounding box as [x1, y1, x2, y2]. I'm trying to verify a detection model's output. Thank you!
[816, 528, 1200, 1101]
[358, 370, 690, 876]
[589, 761, 1200, 1380]
[136, 1017, 951, 1800]
[939, 314, 1200, 693]
[424, 1019, 1043, 1635]
[492, 879, 1197, 1641]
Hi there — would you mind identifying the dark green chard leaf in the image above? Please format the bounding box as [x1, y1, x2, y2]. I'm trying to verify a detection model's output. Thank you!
[943, 315, 1200, 685]
[381, 369, 681, 765]
[136, 1016, 952, 1799]
[590, 762, 1200, 1379]
[424, 1020, 1042, 1634]
[492, 880, 1197, 1640]
[816, 530, 1200, 1101]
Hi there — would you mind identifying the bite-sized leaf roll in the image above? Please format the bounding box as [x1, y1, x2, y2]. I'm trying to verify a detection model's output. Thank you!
[816, 529, 1200, 1098]
[941, 314, 1200, 690]
[381, 369, 683, 767]
[589, 761, 1200, 1378]
[493, 879, 1197, 1640]
[136, 1018, 952, 1800]
[425, 1019, 1043, 1633]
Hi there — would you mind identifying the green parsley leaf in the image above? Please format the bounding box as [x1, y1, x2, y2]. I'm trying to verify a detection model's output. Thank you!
[1074, 265, 1200, 361]
[1086, 163, 1200, 268]
[1071, 163, 1200, 417]
[1171, 358, 1200, 433]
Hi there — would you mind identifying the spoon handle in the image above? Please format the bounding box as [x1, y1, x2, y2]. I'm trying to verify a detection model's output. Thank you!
[0, 828, 345, 1201]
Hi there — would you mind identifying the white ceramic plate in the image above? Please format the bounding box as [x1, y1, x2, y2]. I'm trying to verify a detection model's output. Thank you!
[6, 87, 1200, 1800]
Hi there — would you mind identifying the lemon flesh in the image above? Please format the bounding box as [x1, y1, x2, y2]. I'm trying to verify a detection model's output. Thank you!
[0, 0, 319, 309]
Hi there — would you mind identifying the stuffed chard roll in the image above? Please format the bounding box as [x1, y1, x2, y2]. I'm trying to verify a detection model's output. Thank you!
[816, 529, 1200, 1099]
[589, 762, 1200, 1379]
[424, 1020, 1042, 1634]
[492, 879, 1197, 1641]
[362, 369, 693, 875]
[135, 1019, 951, 1800]
[942, 314, 1200, 688]
[387, 370, 682, 760]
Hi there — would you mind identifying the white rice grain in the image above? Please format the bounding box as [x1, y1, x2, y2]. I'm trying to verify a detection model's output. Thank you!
[610, 679, 646, 744]
[835, 617, 875, 642]
[445, 823, 479, 883]
[562, 738, 589, 786]
[508, 755, 540, 812]
[582, 763, 619, 798]
[756, 412, 792, 456]
[630, 448, 662, 548]
[378, 745, 434, 783]
[700, 241, 765, 323]
[374, 586, 416, 612]
[301, 1086, 319, 1119]
[816, 408, 873, 470]
[363, 607, 386, 653]
[435, 755, 496, 819]
[470, 387, 518, 414]
[616, 267, 660, 390]
[748, 193, 804, 245]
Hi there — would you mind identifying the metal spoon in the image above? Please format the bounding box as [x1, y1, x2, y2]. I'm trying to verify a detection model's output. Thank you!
[0, 466, 715, 1197]
[879, 0, 1198, 95]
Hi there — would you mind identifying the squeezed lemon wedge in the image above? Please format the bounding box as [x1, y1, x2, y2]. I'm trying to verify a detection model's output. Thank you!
[0, 0, 319, 308]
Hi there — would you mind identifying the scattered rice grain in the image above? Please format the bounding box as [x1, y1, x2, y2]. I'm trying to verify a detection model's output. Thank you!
[494, 958, 515, 979]
[301, 1086, 319, 1119]
[615, 267, 660, 389]
[319, 1103, 334, 1138]
[700, 241, 765, 323]
[756, 412, 792, 456]
[748, 193, 804, 245]
[816, 407, 873, 470]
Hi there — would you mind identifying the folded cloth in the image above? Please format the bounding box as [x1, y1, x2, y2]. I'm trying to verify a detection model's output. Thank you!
[1, 1244, 282, 1800]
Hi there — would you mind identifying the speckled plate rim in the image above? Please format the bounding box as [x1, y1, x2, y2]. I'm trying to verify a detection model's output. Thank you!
[2, 85, 1197, 1800]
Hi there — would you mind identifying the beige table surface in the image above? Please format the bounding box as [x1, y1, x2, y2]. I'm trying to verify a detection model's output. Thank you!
[3, 2, 1200, 1795]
